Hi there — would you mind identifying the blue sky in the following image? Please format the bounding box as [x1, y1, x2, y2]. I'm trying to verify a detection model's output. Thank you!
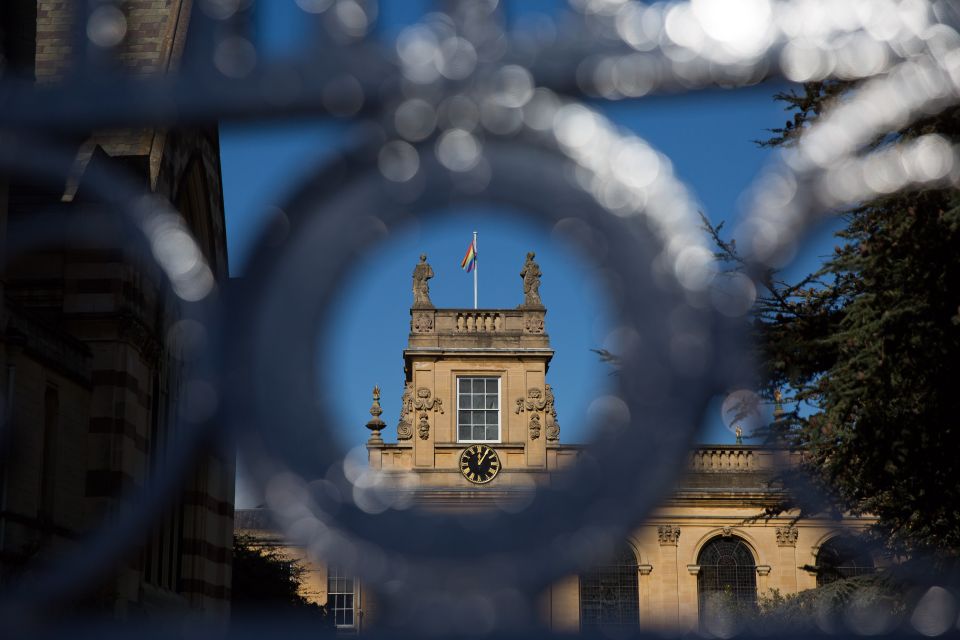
[221, 2, 840, 504]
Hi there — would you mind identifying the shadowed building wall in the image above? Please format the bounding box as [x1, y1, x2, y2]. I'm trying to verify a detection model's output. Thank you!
[0, 0, 233, 616]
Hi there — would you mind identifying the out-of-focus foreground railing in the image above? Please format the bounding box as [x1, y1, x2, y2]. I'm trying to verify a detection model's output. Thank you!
[1, 0, 959, 637]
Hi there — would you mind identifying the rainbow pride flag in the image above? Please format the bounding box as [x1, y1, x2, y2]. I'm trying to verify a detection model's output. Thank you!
[460, 238, 477, 273]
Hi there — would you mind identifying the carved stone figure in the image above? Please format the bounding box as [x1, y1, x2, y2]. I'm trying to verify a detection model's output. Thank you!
[519, 251, 543, 308]
[397, 382, 413, 440]
[418, 412, 430, 440]
[412, 254, 434, 308]
[544, 384, 560, 442]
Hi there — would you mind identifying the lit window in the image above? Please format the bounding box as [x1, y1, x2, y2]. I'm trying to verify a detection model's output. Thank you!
[457, 377, 500, 442]
[327, 567, 357, 628]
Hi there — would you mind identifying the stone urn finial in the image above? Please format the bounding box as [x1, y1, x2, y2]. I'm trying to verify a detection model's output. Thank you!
[366, 386, 386, 444]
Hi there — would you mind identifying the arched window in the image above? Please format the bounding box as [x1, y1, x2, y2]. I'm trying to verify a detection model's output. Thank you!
[579, 543, 639, 630]
[697, 536, 757, 624]
[816, 536, 875, 587]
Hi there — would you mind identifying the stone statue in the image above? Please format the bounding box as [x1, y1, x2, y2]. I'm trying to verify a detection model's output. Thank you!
[519, 251, 543, 308]
[412, 254, 434, 308]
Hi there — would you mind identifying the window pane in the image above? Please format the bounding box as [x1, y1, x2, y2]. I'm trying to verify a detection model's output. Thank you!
[486, 378, 497, 393]
[459, 410, 470, 425]
[472, 379, 484, 392]
[485, 410, 497, 425]
[459, 378, 470, 393]
[473, 425, 486, 441]
[459, 425, 471, 440]
[459, 393, 470, 409]
[486, 425, 498, 441]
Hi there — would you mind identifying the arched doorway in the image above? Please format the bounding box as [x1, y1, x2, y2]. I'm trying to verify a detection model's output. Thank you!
[816, 536, 875, 586]
[579, 543, 640, 630]
[697, 536, 757, 625]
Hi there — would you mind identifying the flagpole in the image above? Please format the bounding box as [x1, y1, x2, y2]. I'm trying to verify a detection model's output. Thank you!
[473, 230, 478, 309]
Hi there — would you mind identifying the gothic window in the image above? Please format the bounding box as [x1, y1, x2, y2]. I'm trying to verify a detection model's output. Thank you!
[327, 567, 358, 628]
[816, 536, 875, 587]
[457, 377, 500, 442]
[697, 536, 757, 623]
[579, 543, 640, 630]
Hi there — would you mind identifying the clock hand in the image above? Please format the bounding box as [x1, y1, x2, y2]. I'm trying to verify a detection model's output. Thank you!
[477, 450, 488, 465]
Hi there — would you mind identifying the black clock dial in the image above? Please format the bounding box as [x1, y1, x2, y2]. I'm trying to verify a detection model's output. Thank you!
[459, 445, 500, 484]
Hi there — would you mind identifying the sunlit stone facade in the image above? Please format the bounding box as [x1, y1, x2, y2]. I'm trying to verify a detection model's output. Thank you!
[238, 254, 874, 632]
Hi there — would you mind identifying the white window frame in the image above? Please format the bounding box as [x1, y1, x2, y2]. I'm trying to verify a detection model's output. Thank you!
[327, 566, 360, 629]
[455, 376, 501, 443]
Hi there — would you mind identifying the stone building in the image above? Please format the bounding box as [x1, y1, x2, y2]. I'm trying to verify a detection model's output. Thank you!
[0, 1, 233, 615]
[236, 253, 876, 632]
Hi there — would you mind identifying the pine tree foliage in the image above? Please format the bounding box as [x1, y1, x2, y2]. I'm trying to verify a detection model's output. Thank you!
[231, 534, 331, 619]
[708, 84, 960, 557]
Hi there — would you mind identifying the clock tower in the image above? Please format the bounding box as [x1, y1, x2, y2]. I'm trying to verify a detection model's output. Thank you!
[365, 253, 580, 498]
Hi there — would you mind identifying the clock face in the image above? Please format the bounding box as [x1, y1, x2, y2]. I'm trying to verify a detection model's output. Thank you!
[459, 444, 501, 484]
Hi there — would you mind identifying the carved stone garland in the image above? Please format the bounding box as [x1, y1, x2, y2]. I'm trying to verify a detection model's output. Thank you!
[544, 384, 560, 442]
[397, 382, 413, 440]
[412, 312, 434, 333]
[515, 387, 547, 441]
[413, 387, 444, 440]
[523, 313, 545, 334]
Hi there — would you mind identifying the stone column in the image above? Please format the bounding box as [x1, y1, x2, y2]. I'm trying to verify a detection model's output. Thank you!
[775, 525, 799, 595]
[756, 565, 772, 594]
[638, 564, 653, 625]
[657, 525, 680, 627]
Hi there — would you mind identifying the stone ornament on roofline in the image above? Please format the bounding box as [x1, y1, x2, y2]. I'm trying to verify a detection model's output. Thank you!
[518, 251, 544, 309]
[412, 254, 434, 309]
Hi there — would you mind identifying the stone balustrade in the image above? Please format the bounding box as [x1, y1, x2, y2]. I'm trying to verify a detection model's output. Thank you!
[409, 308, 547, 336]
[689, 447, 756, 471]
[455, 312, 503, 332]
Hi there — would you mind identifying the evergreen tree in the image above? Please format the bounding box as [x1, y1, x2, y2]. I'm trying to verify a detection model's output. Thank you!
[231, 534, 333, 621]
[709, 83, 960, 558]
